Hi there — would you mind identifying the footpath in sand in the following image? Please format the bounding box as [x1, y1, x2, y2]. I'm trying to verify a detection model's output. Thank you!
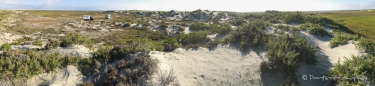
[150, 44, 274, 86]
[297, 30, 366, 86]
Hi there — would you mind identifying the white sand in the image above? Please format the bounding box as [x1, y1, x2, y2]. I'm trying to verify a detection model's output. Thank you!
[150, 44, 270, 86]
[297, 31, 365, 86]
[27, 65, 84, 86]
[0, 33, 22, 46]
[54, 45, 92, 58]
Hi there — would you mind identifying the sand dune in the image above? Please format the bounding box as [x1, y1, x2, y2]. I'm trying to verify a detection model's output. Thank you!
[150, 45, 270, 86]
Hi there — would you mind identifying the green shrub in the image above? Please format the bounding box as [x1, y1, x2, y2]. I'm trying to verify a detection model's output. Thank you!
[210, 23, 232, 35]
[160, 24, 168, 29]
[189, 22, 210, 31]
[92, 45, 112, 61]
[44, 39, 60, 50]
[163, 38, 179, 51]
[1, 43, 11, 51]
[224, 20, 271, 50]
[33, 40, 43, 46]
[329, 55, 375, 85]
[299, 23, 330, 36]
[329, 32, 360, 48]
[178, 30, 210, 46]
[60, 33, 91, 47]
[357, 38, 375, 55]
[230, 18, 246, 26]
[0, 50, 89, 81]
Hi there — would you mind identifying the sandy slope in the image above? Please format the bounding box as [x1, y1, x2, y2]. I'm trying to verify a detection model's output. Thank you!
[297, 31, 366, 86]
[150, 44, 270, 86]
[27, 65, 83, 86]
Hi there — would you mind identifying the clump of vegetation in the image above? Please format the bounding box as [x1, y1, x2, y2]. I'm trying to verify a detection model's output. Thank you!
[10, 40, 22, 45]
[178, 30, 210, 46]
[329, 55, 375, 85]
[299, 23, 330, 36]
[210, 23, 232, 35]
[223, 20, 271, 50]
[44, 39, 61, 50]
[0, 50, 92, 82]
[230, 18, 246, 26]
[357, 38, 375, 55]
[33, 40, 43, 46]
[261, 34, 317, 85]
[159, 24, 168, 29]
[60, 33, 93, 49]
[163, 38, 179, 52]
[329, 32, 360, 48]
[1, 43, 11, 51]
[273, 24, 291, 31]
[189, 22, 210, 31]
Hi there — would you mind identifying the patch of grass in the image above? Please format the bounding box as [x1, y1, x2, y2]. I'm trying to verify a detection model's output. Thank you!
[1, 43, 11, 51]
[329, 55, 375, 85]
[318, 11, 375, 39]
[10, 40, 22, 45]
[44, 39, 61, 50]
[33, 40, 43, 46]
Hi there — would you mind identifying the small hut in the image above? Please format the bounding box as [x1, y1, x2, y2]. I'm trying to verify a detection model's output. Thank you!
[105, 14, 111, 19]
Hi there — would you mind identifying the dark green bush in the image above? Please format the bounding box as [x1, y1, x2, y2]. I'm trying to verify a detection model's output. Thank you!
[299, 23, 330, 36]
[163, 38, 179, 51]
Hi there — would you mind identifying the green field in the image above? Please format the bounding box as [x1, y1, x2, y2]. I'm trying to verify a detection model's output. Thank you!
[318, 11, 375, 39]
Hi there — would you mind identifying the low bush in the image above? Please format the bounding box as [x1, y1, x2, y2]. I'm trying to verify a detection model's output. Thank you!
[329, 55, 375, 85]
[230, 18, 246, 26]
[224, 20, 271, 50]
[163, 38, 179, 51]
[0, 50, 91, 81]
[299, 23, 330, 36]
[189, 22, 210, 31]
[1, 43, 11, 51]
[44, 39, 60, 50]
[10, 40, 22, 45]
[210, 23, 232, 35]
[329, 32, 360, 48]
[274, 24, 290, 31]
[357, 38, 375, 55]
[60, 33, 92, 48]
[33, 40, 43, 46]
[178, 30, 210, 46]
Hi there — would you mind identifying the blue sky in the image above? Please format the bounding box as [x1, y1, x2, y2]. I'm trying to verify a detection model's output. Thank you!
[0, 0, 375, 12]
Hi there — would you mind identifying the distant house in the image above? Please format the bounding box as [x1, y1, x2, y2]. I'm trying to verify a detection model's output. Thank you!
[105, 14, 111, 19]
[83, 15, 93, 20]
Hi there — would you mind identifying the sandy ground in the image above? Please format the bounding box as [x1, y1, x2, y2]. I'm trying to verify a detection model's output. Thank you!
[150, 44, 270, 86]
[0, 33, 22, 46]
[297, 31, 365, 86]
[27, 65, 84, 86]
[53, 45, 92, 58]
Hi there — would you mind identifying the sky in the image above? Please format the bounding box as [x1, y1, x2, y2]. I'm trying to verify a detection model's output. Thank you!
[0, 0, 375, 12]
